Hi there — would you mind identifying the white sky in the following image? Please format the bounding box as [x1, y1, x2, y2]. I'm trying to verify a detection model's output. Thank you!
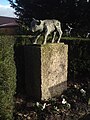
[0, 0, 16, 18]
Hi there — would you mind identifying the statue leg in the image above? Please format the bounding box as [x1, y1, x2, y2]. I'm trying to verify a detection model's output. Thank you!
[52, 32, 56, 43]
[57, 28, 62, 43]
[33, 34, 41, 44]
[43, 32, 49, 44]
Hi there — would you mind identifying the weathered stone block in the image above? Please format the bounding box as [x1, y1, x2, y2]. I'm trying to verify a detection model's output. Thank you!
[24, 43, 68, 100]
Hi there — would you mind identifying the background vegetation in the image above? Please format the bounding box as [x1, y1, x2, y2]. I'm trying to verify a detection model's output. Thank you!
[14, 36, 90, 120]
[0, 36, 16, 120]
[0, 35, 90, 119]
[14, 36, 90, 96]
[0, 1, 90, 119]
[8, 0, 90, 35]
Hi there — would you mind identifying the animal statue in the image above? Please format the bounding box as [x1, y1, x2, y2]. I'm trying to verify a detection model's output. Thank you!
[30, 18, 62, 44]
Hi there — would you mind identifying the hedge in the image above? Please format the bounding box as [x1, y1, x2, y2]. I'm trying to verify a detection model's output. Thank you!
[14, 36, 90, 95]
[0, 36, 16, 120]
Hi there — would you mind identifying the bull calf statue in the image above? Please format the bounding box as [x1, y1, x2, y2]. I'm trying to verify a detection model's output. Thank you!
[30, 18, 62, 44]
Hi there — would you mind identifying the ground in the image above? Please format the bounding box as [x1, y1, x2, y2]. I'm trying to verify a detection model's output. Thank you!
[14, 80, 90, 120]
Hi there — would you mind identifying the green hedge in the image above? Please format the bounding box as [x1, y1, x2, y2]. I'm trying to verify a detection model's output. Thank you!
[0, 36, 16, 120]
[61, 38, 90, 84]
[14, 36, 90, 95]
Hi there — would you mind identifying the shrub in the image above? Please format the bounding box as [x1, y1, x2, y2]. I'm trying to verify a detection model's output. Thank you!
[68, 40, 90, 82]
[0, 36, 16, 120]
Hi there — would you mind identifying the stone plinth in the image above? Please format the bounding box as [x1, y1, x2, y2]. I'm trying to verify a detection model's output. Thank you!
[24, 43, 68, 100]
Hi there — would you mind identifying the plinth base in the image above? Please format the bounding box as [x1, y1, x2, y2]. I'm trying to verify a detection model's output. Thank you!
[24, 43, 68, 100]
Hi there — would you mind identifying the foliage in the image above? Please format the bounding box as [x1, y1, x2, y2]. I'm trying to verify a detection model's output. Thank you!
[14, 80, 90, 120]
[8, 0, 90, 33]
[15, 36, 90, 82]
[14, 36, 90, 96]
[0, 36, 16, 120]
[0, 35, 87, 119]
[13, 38, 90, 119]
[67, 40, 90, 83]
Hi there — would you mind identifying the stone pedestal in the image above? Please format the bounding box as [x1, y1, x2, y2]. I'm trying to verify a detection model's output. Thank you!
[24, 43, 68, 100]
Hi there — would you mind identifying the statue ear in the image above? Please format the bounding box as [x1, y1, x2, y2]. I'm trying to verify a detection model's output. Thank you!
[32, 18, 36, 21]
[32, 18, 41, 25]
[37, 20, 41, 25]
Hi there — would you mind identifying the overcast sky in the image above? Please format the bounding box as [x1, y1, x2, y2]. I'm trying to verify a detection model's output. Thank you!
[0, 0, 16, 18]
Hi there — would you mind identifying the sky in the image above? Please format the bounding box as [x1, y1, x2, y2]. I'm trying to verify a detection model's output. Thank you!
[0, 0, 16, 18]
